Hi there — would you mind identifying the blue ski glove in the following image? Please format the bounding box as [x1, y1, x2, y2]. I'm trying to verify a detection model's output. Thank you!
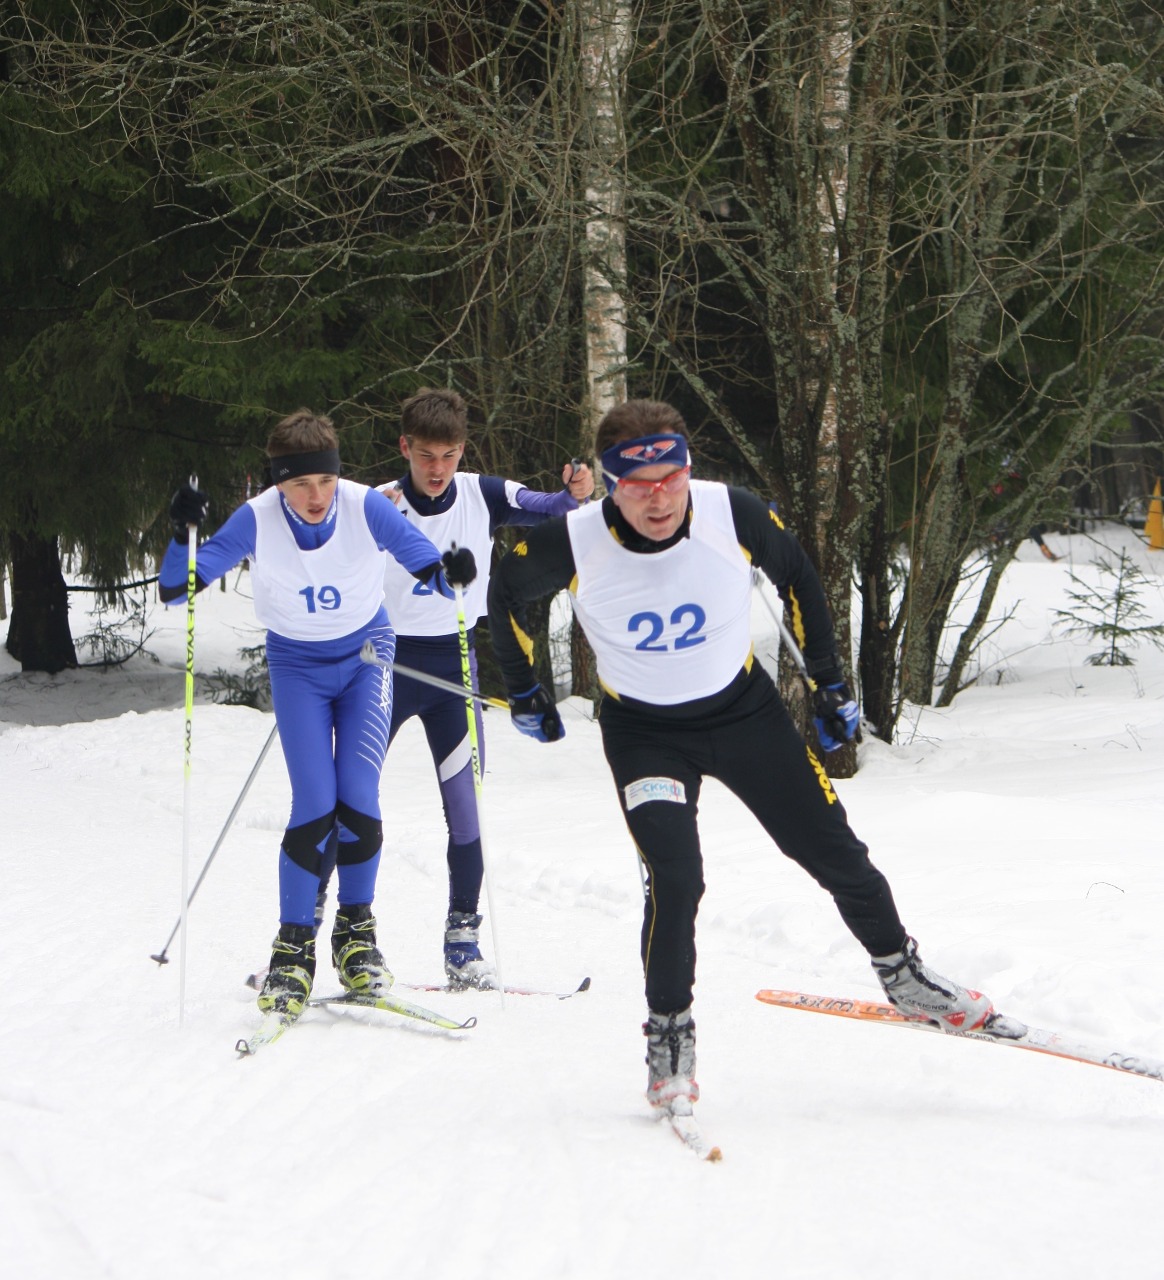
[508, 684, 564, 743]
[812, 682, 860, 752]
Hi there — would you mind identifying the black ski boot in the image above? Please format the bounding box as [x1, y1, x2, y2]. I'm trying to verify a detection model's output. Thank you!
[257, 924, 316, 1018]
[331, 904, 393, 993]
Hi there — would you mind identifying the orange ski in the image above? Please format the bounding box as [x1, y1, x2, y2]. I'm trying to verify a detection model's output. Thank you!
[756, 989, 1164, 1083]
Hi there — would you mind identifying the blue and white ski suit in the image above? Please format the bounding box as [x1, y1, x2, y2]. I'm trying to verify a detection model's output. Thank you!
[161, 480, 457, 926]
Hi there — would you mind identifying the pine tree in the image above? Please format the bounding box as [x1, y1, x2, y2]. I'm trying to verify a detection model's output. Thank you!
[1054, 550, 1164, 666]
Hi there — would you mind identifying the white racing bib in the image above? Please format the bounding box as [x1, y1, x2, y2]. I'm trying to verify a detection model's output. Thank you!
[381, 474, 508, 634]
[567, 480, 753, 704]
[250, 481, 386, 640]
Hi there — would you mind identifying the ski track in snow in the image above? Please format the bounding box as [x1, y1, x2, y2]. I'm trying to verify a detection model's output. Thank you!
[2, 523, 1163, 1279]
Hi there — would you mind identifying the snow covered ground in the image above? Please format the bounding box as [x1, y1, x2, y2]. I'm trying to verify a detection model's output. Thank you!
[2, 521, 1162, 1280]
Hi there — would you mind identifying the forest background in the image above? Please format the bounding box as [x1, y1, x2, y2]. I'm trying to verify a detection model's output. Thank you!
[3, 1, 1164, 773]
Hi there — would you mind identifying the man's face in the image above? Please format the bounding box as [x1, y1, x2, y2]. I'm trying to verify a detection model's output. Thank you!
[401, 435, 465, 499]
[278, 473, 338, 524]
[610, 463, 691, 541]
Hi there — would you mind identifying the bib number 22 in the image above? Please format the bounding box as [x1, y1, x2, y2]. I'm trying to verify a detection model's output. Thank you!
[629, 604, 706, 651]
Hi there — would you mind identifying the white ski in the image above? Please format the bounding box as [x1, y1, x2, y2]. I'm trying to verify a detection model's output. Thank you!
[659, 1098, 722, 1162]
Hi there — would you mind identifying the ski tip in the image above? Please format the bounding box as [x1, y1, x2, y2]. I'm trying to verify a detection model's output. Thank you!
[983, 1012, 1027, 1040]
[578, 976, 591, 992]
[235, 1038, 254, 1056]
[244, 972, 263, 990]
[461, 1016, 479, 1030]
[705, 1146, 724, 1163]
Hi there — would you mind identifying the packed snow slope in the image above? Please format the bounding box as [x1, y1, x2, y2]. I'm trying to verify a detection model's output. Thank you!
[2, 521, 1162, 1280]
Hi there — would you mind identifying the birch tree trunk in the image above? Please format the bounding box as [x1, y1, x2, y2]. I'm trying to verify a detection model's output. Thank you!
[575, 0, 632, 698]
[810, 0, 852, 552]
[580, 0, 631, 452]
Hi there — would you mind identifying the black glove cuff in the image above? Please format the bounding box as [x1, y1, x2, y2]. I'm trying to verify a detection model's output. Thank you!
[805, 651, 844, 684]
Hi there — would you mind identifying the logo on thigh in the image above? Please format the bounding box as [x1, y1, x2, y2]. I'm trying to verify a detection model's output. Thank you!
[625, 776, 687, 810]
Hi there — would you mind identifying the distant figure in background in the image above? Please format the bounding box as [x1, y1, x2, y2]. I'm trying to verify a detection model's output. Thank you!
[989, 460, 1060, 561]
[1028, 524, 1060, 562]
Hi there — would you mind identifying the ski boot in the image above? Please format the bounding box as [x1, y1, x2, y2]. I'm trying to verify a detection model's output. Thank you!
[644, 1007, 699, 1112]
[256, 924, 316, 1018]
[331, 904, 393, 993]
[443, 911, 497, 990]
[872, 936, 994, 1031]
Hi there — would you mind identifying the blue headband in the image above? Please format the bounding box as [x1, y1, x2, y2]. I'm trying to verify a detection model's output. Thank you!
[600, 434, 689, 487]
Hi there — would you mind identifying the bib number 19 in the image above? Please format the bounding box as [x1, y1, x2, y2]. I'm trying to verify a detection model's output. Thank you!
[300, 585, 342, 613]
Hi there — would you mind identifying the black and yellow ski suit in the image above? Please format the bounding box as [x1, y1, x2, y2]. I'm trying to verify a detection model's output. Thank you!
[487, 483, 907, 1015]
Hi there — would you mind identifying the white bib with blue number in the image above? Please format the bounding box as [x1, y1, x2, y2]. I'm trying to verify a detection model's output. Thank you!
[380, 473, 503, 634]
[250, 480, 386, 641]
[567, 480, 752, 704]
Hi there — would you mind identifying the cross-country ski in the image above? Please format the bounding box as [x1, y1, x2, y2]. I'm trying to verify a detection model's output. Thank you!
[309, 990, 476, 1032]
[756, 990, 1164, 1083]
[236, 989, 474, 1055]
[660, 1099, 722, 1163]
[245, 967, 591, 1000]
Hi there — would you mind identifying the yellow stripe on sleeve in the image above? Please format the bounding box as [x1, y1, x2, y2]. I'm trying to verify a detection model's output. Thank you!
[786, 587, 809, 652]
[510, 613, 536, 668]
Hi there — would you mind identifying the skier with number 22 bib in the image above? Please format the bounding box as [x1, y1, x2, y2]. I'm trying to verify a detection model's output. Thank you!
[486, 398, 998, 1116]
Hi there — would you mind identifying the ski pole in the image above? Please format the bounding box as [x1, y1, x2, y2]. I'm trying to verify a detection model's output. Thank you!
[359, 641, 509, 709]
[752, 570, 862, 747]
[453, 575, 506, 1007]
[751, 570, 818, 694]
[179, 474, 198, 1025]
[152, 721, 280, 967]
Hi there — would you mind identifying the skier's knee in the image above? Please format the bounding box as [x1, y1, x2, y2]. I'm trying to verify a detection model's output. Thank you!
[281, 810, 337, 877]
[335, 801, 383, 866]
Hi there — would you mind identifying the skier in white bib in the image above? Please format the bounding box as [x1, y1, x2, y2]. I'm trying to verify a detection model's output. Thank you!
[161, 409, 476, 1020]
[371, 388, 593, 988]
[487, 398, 998, 1115]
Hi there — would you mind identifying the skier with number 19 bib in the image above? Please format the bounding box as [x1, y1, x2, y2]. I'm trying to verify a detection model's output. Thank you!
[159, 409, 476, 1021]
[487, 399, 997, 1115]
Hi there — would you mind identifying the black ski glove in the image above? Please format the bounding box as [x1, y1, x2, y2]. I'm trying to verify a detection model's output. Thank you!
[170, 483, 208, 542]
[508, 684, 564, 743]
[441, 546, 477, 588]
[812, 682, 860, 752]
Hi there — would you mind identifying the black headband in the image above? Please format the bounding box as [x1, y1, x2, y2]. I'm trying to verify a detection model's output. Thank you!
[269, 449, 342, 483]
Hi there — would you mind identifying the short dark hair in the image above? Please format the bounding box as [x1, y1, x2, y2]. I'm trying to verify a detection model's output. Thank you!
[400, 387, 469, 445]
[266, 409, 338, 457]
[594, 399, 688, 457]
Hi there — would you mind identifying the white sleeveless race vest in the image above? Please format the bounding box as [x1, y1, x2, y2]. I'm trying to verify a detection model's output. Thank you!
[567, 480, 753, 704]
[381, 473, 508, 634]
[250, 480, 387, 640]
